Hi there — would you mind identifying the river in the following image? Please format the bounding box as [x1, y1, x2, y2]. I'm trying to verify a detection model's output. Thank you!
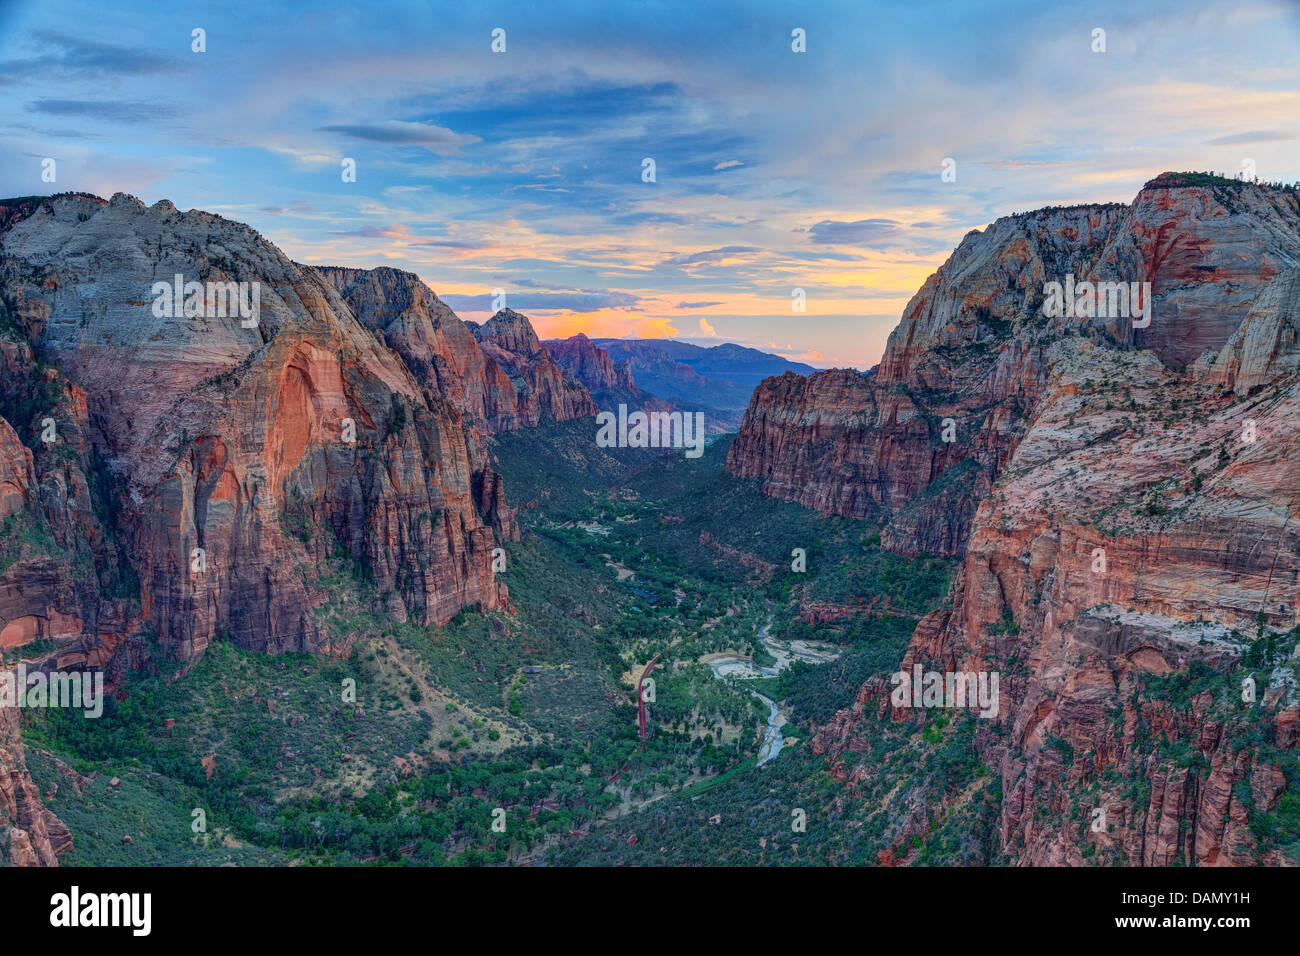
[703, 612, 838, 766]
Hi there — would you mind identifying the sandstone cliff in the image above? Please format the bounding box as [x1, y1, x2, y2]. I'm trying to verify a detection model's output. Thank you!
[0, 690, 73, 866]
[544, 332, 636, 397]
[0, 194, 531, 862]
[318, 266, 595, 436]
[469, 309, 597, 429]
[0, 192, 515, 661]
[0, 411, 75, 866]
[729, 176, 1300, 557]
[779, 175, 1300, 865]
[544, 332, 688, 417]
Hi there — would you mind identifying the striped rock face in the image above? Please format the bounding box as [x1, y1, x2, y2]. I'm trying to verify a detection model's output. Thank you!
[759, 176, 1300, 866]
[728, 178, 1300, 560]
[0, 193, 517, 665]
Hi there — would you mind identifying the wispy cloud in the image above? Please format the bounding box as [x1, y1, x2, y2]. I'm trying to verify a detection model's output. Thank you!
[319, 120, 481, 152]
[442, 290, 641, 313]
[1205, 130, 1294, 145]
[25, 98, 177, 123]
[807, 218, 903, 245]
[0, 30, 180, 81]
[662, 246, 759, 267]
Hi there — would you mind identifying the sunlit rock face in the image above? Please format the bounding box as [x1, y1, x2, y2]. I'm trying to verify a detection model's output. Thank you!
[0, 194, 555, 863]
[0, 193, 515, 664]
[742, 176, 1300, 865]
[730, 176, 1300, 559]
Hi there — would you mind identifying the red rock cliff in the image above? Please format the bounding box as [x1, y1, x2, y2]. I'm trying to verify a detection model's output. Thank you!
[0, 193, 514, 665]
[0, 195, 553, 862]
[788, 176, 1300, 865]
[318, 266, 595, 436]
[729, 176, 1300, 558]
[545, 333, 637, 395]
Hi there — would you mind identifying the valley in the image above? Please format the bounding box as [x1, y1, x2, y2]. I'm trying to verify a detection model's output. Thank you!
[3, 175, 1299, 869]
[15, 421, 951, 865]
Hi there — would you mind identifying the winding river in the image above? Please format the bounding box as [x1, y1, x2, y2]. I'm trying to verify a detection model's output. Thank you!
[703, 613, 838, 766]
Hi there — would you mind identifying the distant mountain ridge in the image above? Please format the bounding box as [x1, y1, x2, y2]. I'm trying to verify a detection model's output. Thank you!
[567, 337, 817, 427]
[543, 333, 731, 434]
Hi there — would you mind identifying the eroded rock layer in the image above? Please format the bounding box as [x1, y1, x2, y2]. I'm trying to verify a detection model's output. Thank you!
[729, 176, 1300, 559]
[0, 194, 559, 862]
[765, 176, 1300, 865]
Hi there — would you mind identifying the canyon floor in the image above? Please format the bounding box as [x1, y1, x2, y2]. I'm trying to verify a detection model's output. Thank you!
[16, 422, 956, 865]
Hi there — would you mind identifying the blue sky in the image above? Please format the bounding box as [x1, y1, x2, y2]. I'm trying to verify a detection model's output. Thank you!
[3, 0, 1299, 367]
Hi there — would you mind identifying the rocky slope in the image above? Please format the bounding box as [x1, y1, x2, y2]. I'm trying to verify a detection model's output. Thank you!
[544, 333, 636, 398]
[0, 694, 73, 866]
[544, 332, 693, 420]
[0, 194, 546, 862]
[0, 192, 517, 656]
[319, 267, 595, 435]
[772, 175, 1300, 865]
[0, 409, 76, 866]
[469, 309, 597, 429]
[729, 175, 1300, 558]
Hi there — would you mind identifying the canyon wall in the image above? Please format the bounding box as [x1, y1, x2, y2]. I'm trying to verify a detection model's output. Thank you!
[729, 176, 1300, 558]
[0, 194, 588, 862]
[544, 332, 637, 398]
[782, 176, 1300, 865]
[320, 267, 596, 435]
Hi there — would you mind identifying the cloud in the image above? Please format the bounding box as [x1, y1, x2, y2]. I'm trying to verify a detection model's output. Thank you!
[329, 224, 417, 239]
[5, 122, 103, 140]
[515, 278, 568, 290]
[608, 210, 692, 226]
[259, 200, 321, 216]
[979, 159, 1074, 170]
[327, 223, 496, 252]
[698, 317, 717, 336]
[441, 290, 640, 313]
[713, 159, 743, 170]
[0, 30, 179, 81]
[676, 300, 723, 309]
[318, 120, 480, 152]
[1205, 130, 1295, 145]
[662, 245, 759, 267]
[266, 146, 340, 169]
[779, 250, 863, 262]
[786, 349, 824, 365]
[807, 218, 903, 245]
[1, 149, 178, 199]
[25, 99, 176, 123]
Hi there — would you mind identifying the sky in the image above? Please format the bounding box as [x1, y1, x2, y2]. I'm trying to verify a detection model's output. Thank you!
[2, 1, 1299, 369]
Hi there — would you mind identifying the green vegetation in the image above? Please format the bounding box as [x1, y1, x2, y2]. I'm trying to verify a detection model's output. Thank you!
[1145, 170, 1299, 192]
[27, 416, 1293, 867]
[20, 420, 957, 865]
